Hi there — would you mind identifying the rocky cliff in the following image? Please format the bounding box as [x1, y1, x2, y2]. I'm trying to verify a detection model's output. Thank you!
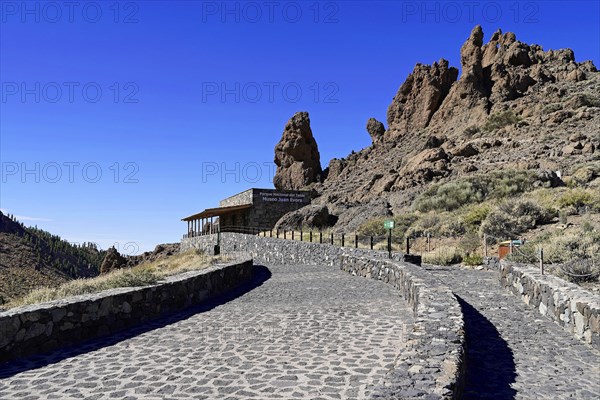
[275, 26, 599, 232]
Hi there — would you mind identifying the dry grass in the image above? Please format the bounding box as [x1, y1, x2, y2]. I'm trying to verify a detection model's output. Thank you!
[3, 250, 229, 310]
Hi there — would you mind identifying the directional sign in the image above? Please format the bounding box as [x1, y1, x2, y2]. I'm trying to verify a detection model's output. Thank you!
[384, 220, 395, 229]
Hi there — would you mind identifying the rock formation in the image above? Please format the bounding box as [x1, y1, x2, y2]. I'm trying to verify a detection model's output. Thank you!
[273, 112, 322, 190]
[100, 247, 127, 274]
[125, 243, 180, 268]
[366, 118, 386, 144]
[386, 59, 458, 140]
[273, 26, 599, 233]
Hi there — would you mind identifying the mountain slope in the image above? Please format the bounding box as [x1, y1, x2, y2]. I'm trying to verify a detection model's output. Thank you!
[292, 26, 600, 231]
[0, 212, 105, 303]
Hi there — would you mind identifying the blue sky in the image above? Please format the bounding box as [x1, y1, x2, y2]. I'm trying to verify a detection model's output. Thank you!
[1, 0, 599, 253]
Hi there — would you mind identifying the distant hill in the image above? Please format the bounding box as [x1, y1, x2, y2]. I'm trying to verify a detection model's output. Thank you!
[0, 211, 106, 304]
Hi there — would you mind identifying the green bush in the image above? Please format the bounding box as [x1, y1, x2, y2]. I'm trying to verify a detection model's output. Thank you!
[463, 254, 484, 266]
[462, 203, 492, 228]
[557, 189, 595, 209]
[481, 110, 520, 132]
[357, 214, 418, 241]
[406, 212, 466, 238]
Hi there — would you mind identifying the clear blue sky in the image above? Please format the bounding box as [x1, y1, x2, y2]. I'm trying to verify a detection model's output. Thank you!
[1, 1, 598, 253]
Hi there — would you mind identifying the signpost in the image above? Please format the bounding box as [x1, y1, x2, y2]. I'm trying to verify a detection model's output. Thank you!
[384, 220, 395, 259]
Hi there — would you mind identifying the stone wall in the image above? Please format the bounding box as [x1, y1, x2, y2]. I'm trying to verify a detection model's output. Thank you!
[0, 260, 253, 364]
[219, 189, 253, 207]
[181, 233, 421, 266]
[498, 259, 600, 349]
[340, 254, 465, 399]
[248, 189, 311, 228]
[182, 234, 464, 399]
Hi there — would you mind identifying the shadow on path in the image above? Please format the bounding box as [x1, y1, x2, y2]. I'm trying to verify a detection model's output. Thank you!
[0, 264, 272, 379]
[457, 295, 517, 400]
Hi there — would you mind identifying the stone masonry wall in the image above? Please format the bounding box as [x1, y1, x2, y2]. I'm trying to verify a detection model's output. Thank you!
[219, 189, 253, 207]
[182, 234, 465, 399]
[497, 259, 600, 349]
[248, 189, 311, 229]
[0, 260, 253, 364]
[340, 254, 465, 399]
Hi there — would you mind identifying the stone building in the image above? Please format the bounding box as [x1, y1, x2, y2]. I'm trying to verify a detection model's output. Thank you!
[182, 188, 311, 236]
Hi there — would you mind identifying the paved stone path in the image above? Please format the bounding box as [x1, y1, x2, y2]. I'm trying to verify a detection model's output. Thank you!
[0, 264, 414, 399]
[426, 265, 600, 400]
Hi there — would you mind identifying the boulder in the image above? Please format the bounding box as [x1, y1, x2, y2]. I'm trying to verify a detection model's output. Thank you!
[452, 143, 479, 157]
[274, 205, 335, 230]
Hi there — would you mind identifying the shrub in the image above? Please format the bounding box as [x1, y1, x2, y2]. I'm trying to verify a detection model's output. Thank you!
[422, 246, 463, 265]
[542, 230, 600, 264]
[555, 259, 599, 284]
[463, 254, 484, 266]
[406, 212, 466, 238]
[559, 210, 568, 225]
[459, 231, 481, 256]
[570, 165, 599, 186]
[357, 214, 418, 241]
[481, 110, 520, 132]
[415, 181, 482, 212]
[582, 221, 595, 232]
[480, 199, 553, 240]
[413, 170, 538, 213]
[557, 189, 599, 211]
[462, 203, 492, 228]
[542, 103, 562, 114]
[357, 217, 387, 237]
[505, 243, 539, 264]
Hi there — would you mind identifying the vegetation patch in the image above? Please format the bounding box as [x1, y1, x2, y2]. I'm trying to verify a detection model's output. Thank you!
[414, 170, 540, 213]
[481, 110, 520, 132]
[480, 199, 555, 241]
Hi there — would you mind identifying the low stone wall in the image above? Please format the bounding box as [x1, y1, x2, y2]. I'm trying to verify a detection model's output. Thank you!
[181, 233, 421, 266]
[0, 260, 253, 364]
[341, 254, 465, 399]
[182, 234, 464, 399]
[499, 259, 600, 349]
[482, 256, 500, 271]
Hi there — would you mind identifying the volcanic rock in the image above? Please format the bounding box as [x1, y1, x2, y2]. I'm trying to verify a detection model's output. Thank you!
[273, 112, 322, 190]
[100, 247, 127, 274]
[366, 118, 386, 144]
[386, 59, 458, 139]
[274, 205, 335, 230]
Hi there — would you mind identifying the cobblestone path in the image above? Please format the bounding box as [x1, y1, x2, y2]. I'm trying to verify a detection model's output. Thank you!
[0, 264, 414, 399]
[426, 265, 600, 400]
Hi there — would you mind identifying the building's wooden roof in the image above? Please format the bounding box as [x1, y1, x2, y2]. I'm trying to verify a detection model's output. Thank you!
[181, 204, 252, 221]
